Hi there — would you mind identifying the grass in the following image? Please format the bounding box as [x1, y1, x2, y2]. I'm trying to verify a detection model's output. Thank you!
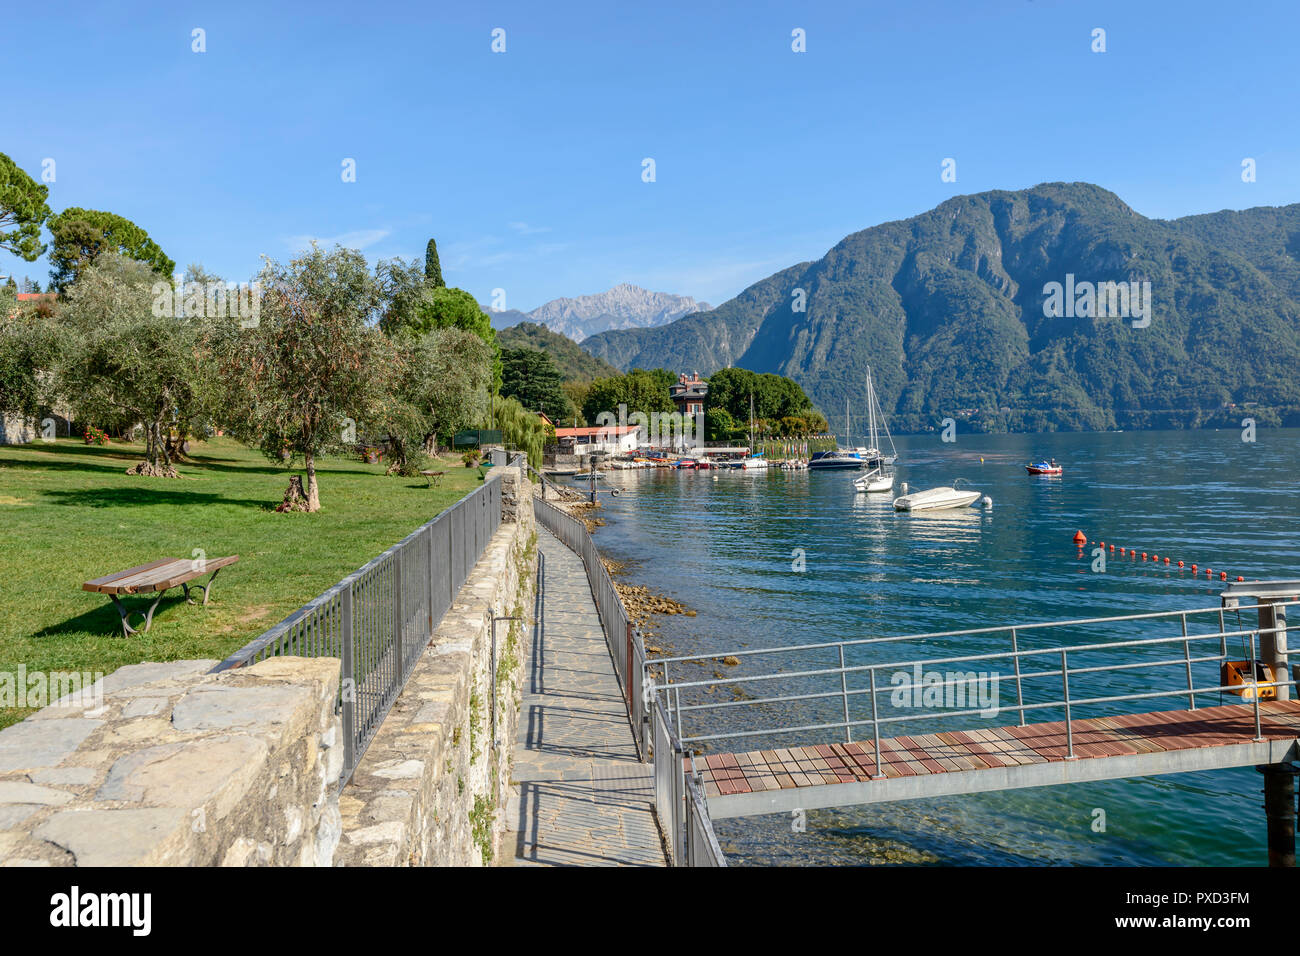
[0, 436, 485, 728]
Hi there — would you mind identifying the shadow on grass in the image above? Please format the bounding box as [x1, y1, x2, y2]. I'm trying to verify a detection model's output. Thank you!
[184, 455, 383, 478]
[32, 593, 190, 639]
[41, 487, 270, 509]
[0, 458, 148, 478]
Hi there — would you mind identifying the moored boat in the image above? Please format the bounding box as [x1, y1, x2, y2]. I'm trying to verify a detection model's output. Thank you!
[1025, 459, 1063, 476]
[893, 485, 982, 511]
[854, 468, 894, 493]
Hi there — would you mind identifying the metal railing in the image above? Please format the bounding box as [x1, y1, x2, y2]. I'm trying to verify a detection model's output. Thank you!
[532, 494, 647, 756]
[213, 474, 505, 785]
[652, 697, 727, 866]
[648, 600, 1299, 771]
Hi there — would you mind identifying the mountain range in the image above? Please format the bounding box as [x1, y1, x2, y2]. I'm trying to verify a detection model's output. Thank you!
[495, 322, 620, 382]
[580, 183, 1300, 432]
[486, 283, 711, 342]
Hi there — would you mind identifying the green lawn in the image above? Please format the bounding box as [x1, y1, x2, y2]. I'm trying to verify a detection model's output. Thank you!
[0, 437, 483, 728]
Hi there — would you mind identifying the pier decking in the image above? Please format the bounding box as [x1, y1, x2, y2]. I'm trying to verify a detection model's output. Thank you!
[696, 700, 1300, 818]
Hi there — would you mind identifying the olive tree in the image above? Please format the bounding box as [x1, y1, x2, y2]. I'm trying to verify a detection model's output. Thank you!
[203, 245, 385, 511]
[375, 327, 493, 473]
[59, 255, 202, 476]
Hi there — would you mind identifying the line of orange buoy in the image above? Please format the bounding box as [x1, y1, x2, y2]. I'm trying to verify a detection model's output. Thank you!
[1072, 530, 1244, 583]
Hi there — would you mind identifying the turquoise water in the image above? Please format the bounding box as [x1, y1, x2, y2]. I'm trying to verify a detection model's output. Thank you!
[591, 429, 1300, 865]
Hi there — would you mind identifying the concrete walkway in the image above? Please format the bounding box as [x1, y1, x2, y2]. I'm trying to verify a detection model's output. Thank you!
[505, 528, 667, 866]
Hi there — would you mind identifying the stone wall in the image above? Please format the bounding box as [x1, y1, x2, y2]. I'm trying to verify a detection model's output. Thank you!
[0, 413, 35, 445]
[0, 657, 342, 866]
[336, 466, 537, 865]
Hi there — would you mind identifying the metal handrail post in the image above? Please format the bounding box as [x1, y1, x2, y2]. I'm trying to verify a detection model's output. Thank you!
[869, 667, 882, 777]
[341, 584, 355, 776]
[1010, 627, 1026, 726]
[1181, 613, 1196, 710]
[838, 643, 851, 743]
[1251, 630, 1264, 741]
[1061, 650, 1075, 759]
[393, 551, 405, 690]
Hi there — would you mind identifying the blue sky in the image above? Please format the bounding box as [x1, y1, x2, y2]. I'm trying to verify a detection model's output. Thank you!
[2, 0, 1297, 309]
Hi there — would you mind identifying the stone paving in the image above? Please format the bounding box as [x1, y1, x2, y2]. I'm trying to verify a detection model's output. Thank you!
[505, 529, 667, 866]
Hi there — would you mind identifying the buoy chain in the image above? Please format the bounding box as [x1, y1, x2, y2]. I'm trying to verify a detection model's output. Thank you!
[1072, 530, 1243, 582]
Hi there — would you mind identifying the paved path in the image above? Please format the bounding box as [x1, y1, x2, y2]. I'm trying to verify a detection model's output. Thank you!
[505, 528, 667, 866]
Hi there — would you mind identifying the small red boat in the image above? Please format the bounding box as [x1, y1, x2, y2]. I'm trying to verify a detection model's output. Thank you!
[1025, 459, 1063, 476]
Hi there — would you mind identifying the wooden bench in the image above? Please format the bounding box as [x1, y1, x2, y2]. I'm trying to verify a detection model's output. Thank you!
[83, 556, 239, 637]
[420, 470, 445, 488]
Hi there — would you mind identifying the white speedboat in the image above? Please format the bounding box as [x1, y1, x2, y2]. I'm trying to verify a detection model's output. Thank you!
[893, 485, 981, 511]
[854, 467, 893, 493]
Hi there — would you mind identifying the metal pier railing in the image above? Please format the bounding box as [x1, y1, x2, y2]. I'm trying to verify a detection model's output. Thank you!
[647, 599, 1298, 766]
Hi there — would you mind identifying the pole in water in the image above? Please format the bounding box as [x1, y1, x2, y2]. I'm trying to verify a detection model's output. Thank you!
[1258, 598, 1294, 867]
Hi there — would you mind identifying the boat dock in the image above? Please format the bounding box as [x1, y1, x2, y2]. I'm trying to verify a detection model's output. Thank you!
[647, 582, 1300, 866]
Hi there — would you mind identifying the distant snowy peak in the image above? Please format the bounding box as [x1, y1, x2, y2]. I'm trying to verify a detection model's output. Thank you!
[487, 283, 711, 341]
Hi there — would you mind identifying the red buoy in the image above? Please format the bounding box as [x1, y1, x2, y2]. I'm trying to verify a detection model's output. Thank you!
[1237, 576, 1244, 582]
[1205, 568, 1212, 577]
[1178, 561, 1184, 568]
[1220, 571, 1227, 580]
[1164, 557, 1170, 564]
[1191, 564, 1197, 572]
[1109, 545, 1115, 551]
[1073, 530, 1086, 544]
[1141, 552, 1148, 560]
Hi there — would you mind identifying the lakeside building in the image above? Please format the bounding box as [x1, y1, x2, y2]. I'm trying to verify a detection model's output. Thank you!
[669, 372, 707, 418]
[554, 424, 640, 456]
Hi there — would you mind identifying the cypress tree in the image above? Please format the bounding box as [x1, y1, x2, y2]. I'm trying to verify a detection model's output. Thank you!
[424, 238, 444, 288]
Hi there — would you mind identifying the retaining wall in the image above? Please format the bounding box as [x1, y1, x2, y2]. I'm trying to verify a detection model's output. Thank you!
[0, 657, 342, 866]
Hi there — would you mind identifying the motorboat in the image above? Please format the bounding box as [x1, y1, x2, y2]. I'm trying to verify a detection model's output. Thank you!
[893, 484, 982, 512]
[1025, 459, 1063, 476]
[809, 449, 867, 470]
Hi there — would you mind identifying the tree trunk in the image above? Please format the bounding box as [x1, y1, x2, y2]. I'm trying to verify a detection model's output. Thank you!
[304, 451, 321, 512]
[126, 420, 181, 477]
[385, 435, 408, 475]
[276, 475, 310, 512]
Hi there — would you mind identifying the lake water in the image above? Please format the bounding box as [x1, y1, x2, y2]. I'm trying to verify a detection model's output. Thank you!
[588, 429, 1300, 866]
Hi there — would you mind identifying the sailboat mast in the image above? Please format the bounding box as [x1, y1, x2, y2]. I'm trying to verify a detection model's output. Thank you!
[749, 392, 755, 454]
[867, 367, 877, 451]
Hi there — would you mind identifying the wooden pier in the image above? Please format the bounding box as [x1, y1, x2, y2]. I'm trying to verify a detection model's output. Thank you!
[695, 700, 1300, 819]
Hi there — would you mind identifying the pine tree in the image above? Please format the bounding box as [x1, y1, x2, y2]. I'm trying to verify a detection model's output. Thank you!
[424, 238, 444, 288]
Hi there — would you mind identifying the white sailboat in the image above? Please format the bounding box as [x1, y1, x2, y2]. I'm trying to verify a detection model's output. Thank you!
[739, 393, 768, 470]
[853, 367, 898, 493]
